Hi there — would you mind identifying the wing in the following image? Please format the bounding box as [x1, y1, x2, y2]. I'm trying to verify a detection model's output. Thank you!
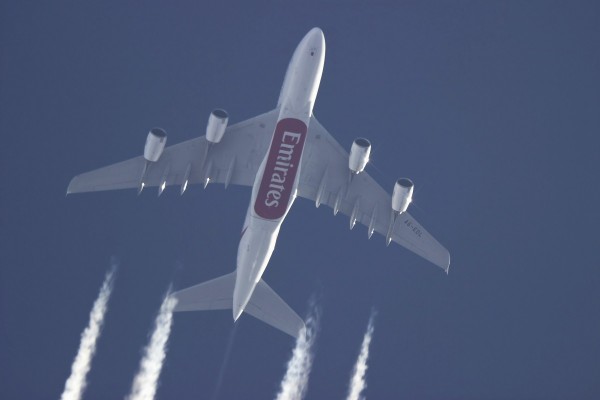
[67, 109, 278, 194]
[297, 115, 450, 272]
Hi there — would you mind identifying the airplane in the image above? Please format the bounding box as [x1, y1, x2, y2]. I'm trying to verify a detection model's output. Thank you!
[67, 27, 450, 338]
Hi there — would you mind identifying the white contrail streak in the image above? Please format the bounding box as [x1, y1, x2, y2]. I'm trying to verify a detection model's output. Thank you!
[60, 263, 117, 400]
[275, 300, 321, 400]
[346, 310, 377, 400]
[126, 289, 178, 400]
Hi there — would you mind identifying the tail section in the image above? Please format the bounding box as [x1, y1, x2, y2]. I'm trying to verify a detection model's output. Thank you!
[245, 279, 305, 338]
[172, 273, 304, 338]
[172, 272, 235, 311]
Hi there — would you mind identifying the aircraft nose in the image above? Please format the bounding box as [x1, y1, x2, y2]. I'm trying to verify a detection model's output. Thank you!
[302, 27, 324, 47]
[309, 27, 325, 46]
[309, 27, 324, 39]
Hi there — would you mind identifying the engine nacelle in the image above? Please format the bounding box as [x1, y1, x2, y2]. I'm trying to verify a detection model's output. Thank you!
[143, 128, 167, 162]
[392, 178, 414, 213]
[349, 138, 371, 174]
[206, 109, 229, 143]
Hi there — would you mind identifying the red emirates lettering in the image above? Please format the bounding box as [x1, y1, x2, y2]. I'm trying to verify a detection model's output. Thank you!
[254, 118, 307, 219]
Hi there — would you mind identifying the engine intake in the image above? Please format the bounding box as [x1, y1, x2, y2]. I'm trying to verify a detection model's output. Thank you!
[349, 138, 371, 174]
[143, 128, 167, 162]
[206, 109, 229, 143]
[392, 178, 414, 213]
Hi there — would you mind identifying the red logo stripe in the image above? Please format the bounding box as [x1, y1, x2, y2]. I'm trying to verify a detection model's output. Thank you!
[254, 118, 307, 220]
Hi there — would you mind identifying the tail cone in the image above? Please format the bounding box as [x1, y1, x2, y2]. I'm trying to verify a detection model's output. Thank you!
[233, 304, 243, 321]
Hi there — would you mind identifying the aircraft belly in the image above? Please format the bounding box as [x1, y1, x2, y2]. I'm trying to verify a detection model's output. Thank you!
[233, 27, 324, 320]
[234, 221, 280, 314]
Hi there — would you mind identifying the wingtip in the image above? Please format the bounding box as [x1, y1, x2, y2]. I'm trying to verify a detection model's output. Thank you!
[283, 319, 305, 340]
[297, 320, 307, 339]
[66, 175, 80, 195]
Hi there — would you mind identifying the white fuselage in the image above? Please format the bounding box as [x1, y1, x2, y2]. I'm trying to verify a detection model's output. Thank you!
[233, 28, 325, 320]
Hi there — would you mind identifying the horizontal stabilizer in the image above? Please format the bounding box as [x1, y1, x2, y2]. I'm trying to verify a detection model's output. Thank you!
[246, 279, 305, 338]
[172, 272, 235, 311]
[172, 273, 304, 338]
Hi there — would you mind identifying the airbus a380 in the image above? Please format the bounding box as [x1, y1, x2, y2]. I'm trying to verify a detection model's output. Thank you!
[68, 28, 450, 338]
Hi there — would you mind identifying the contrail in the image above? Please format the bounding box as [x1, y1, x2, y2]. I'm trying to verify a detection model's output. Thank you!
[126, 288, 178, 400]
[275, 299, 321, 400]
[346, 309, 377, 400]
[60, 262, 118, 400]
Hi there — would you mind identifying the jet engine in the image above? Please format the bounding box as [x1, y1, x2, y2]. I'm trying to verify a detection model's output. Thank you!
[392, 178, 414, 214]
[206, 109, 229, 143]
[143, 128, 167, 162]
[348, 138, 371, 174]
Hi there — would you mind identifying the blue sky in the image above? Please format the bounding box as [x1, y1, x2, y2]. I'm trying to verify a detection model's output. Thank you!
[1, 1, 599, 398]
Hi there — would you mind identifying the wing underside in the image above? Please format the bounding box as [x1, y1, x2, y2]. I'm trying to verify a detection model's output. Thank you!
[67, 109, 279, 194]
[67, 109, 449, 270]
[298, 115, 450, 271]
